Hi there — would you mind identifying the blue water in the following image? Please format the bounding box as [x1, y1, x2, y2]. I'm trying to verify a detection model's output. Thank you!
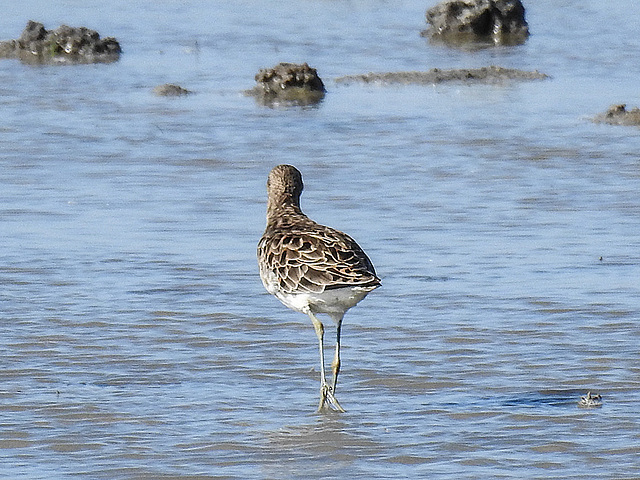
[1, 1, 640, 478]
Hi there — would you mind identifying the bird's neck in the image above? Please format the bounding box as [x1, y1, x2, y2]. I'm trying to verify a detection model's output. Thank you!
[266, 194, 303, 224]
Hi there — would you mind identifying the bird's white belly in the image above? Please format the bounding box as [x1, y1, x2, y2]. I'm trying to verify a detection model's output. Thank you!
[275, 286, 373, 319]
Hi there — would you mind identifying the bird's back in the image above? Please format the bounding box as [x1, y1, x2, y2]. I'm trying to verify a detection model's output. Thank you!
[258, 211, 380, 297]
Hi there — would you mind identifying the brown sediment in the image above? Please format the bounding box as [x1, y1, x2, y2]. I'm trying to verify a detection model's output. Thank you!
[246, 62, 325, 106]
[335, 66, 549, 85]
[593, 104, 640, 127]
[153, 84, 191, 97]
[422, 0, 529, 47]
[0, 20, 121, 64]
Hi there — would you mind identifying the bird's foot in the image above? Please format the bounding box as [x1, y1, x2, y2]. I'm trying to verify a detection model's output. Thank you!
[318, 383, 345, 413]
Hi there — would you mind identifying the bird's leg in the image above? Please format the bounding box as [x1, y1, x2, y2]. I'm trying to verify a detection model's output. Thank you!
[330, 317, 343, 395]
[309, 311, 328, 410]
[328, 315, 345, 413]
[308, 311, 344, 412]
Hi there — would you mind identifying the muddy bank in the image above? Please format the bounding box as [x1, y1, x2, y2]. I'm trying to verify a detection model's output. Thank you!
[422, 0, 529, 47]
[593, 104, 640, 127]
[246, 62, 325, 106]
[335, 66, 548, 85]
[0, 21, 121, 64]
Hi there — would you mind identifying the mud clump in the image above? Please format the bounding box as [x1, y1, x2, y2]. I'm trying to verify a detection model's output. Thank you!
[247, 62, 326, 106]
[422, 0, 529, 47]
[593, 104, 640, 127]
[0, 20, 121, 64]
[153, 84, 191, 96]
[335, 66, 548, 85]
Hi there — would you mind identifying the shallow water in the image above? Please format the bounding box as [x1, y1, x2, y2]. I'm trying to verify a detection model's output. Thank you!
[2, 1, 640, 478]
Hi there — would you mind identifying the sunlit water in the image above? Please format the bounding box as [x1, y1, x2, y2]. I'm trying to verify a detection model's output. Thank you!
[2, 1, 640, 478]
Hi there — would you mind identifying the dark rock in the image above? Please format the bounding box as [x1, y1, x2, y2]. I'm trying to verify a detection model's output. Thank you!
[247, 62, 326, 106]
[593, 104, 640, 127]
[153, 84, 192, 96]
[19, 20, 47, 43]
[0, 20, 121, 64]
[423, 0, 529, 46]
[335, 66, 548, 85]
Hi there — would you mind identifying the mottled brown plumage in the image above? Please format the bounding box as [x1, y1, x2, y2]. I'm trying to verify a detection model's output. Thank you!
[257, 164, 380, 412]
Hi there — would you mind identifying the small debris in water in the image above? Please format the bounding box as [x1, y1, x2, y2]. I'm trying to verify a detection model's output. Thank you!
[578, 391, 602, 408]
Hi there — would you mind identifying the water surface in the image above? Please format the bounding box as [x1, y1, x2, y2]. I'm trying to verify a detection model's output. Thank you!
[2, 1, 640, 478]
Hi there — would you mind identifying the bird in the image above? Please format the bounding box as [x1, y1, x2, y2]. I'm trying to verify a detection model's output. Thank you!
[257, 164, 380, 412]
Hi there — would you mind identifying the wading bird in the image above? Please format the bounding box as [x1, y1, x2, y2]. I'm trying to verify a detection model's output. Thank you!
[257, 164, 380, 412]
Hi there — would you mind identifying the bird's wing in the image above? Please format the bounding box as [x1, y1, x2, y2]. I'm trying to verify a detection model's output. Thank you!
[258, 224, 379, 294]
